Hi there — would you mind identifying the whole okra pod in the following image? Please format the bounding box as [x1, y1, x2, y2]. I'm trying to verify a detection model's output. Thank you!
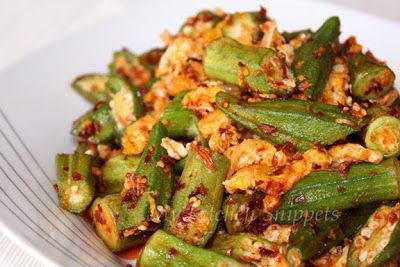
[348, 53, 395, 101]
[286, 203, 380, 266]
[101, 155, 141, 194]
[209, 233, 287, 266]
[292, 16, 340, 99]
[204, 37, 296, 96]
[137, 230, 252, 267]
[117, 123, 173, 236]
[71, 73, 110, 104]
[164, 146, 229, 247]
[160, 90, 200, 140]
[90, 194, 148, 252]
[55, 153, 96, 213]
[347, 203, 400, 267]
[274, 158, 400, 223]
[216, 91, 367, 151]
[71, 102, 115, 144]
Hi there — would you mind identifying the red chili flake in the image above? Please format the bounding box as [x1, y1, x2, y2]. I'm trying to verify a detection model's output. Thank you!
[337, 185, 346, 193]
[338, 161, 353, 177]
[221, 100, 229, 108]
[139, 85, 148, 96]
[312, 46, 326, 59]
[72, 172, 82, 181]
[160, 155, 176, 166]
[121, 174, 148, 210]
[259, 6, 268, 22]
[175, 181, 185, 191]
[145, 146, 155, 163]
[191, 144, 216, 171]
[259, 247, 276, 256]
[79, 121, 101, 139]
[94, 204, 107, 225]
[388, 212, 398, 224]
[365, 80, 383, 96]
[225, 195, 237, 205]
[188, 183, 208, 198]
[177, 202, 197, 224]
[289, 152, 303, 162]
[168, 248, 178, 257]
[280, 142, 295, 154]
[53, 184, 59, 192]
[238, 256, 259, 263]
[63, 166, 69, 172]
[293, 193, 306, 204]
[311, 163, 321, 170]
[257, 124, 276, 135]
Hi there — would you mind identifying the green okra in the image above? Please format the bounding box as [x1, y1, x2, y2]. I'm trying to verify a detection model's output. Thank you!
[347, 203, 400, 267]
[164, 148, 229, 247]
[282, 29, 313, 43]
[348, 53, 395, 101]
[204, 37, 296, 96]
[209, 233, 283, 267]
[223, 192, 265, 234]
[71, 73, 110, 104]
[109, 48, 152, 87]
[286, 203, 380, 265]
[221, 12, 265, 44]
[216, 91, 367, 151]
[71, 102, 115, 144]
[180, 10, 222, 37]
[55, 153, 96, 213]
[101, 155, 141, 194]
[117, 123, 173, 234]
[365, 115, 400, 158]
[137, 230, 252, 267]
[274, 158, 400, 223]
[160, 90, 200, 139]
[90, 194, 148, 252]
[292, 16, 340, 99]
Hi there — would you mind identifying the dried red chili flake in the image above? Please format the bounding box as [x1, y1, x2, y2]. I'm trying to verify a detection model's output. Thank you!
[293, 193, 306, 204]
[168, 248, 178, 257]
[174, 181, 185, 191]
[259, 247, 276, 256]
[337, 185, 346, 193]
[94, 204, 107, 225]
[238, 256, 259, 263]
[191, 144, 216, 171]
[365, 79, 383, 96]
[311, 163, 321, 170]
[122, 174, 148, 209]
[160, 155, 176, 166]
[53, 184, 59, 192]
[225, 195, 237, 205]
[257, 124, 276, 135]
[63, 166, 69, 172]
[280, 142, 295, 154]
[72, 171, 82, 181]
[289, 152, 303, 162]
[259, 5, 268, 22]
[177, 202, 197, 224]
[145, 146, 155, 163]
[388, 212, 398, 224]
[338, 161, 353, 177]
[79, 121, 101, 139]
[188, 183, 208, 198]
[312, 46, 326, 59]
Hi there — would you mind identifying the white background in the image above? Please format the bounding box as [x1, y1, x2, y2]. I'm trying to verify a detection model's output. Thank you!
[0, 0, 398, 266]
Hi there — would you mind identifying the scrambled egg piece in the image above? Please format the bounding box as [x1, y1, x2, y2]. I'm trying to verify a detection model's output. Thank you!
[263, 224, 292, 245]
[198, 110, 240, 153]
[161, 137, 188, 160]
[328, 143, 383, 164]
[181, 82, 223, 116]
[122, 115, 157, 155]
[224, 139, 287, 178]
[319, 58, 350, 106]
[224, 148, 331, 211]
[156, 36, 205, 95]
[144, 80, 170, 117]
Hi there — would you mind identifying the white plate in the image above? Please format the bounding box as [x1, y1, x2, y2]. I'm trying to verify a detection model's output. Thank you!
[0, 0, 399, 266]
